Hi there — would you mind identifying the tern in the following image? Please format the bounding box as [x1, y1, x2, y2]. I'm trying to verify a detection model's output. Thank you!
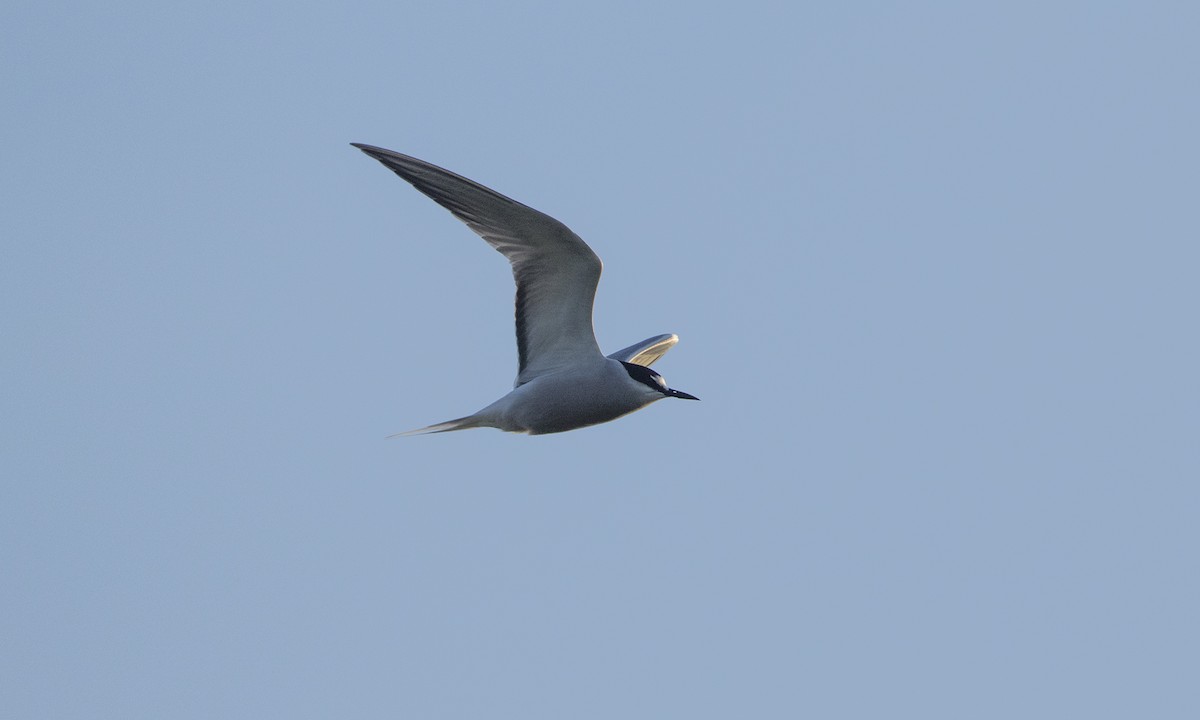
[352, 143, 699, 435]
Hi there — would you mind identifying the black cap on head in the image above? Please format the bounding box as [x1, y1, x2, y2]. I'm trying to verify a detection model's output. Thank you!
[620, 362, 699, 400]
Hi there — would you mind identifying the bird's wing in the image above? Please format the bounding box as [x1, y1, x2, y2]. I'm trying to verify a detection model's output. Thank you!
[353, 144, 603, 386]
[606, 334, 679, 367]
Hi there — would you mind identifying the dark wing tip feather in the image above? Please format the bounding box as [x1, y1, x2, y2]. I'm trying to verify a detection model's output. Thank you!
[351, 143, 524, 208]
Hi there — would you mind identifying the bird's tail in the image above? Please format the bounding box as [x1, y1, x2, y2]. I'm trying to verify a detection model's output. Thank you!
[389, 414, 487, 438]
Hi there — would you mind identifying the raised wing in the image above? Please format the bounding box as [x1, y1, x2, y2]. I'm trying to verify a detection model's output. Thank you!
[353, 144, 603, 386]
[606, 333, 679, 367]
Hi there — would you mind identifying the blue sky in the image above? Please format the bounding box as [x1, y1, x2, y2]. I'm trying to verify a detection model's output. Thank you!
[3, 2, 1198, 718]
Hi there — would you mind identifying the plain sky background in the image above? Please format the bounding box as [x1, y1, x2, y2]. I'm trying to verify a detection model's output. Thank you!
[3, 1, 1198, 718]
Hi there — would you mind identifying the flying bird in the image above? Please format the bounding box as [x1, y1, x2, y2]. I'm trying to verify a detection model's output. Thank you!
[352, 144, 698, 435]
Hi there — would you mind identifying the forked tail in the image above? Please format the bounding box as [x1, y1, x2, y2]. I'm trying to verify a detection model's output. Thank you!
[389, 415, 486, 438]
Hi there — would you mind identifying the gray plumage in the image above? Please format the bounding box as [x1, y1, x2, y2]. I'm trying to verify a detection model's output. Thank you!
[352, 144, 697, 435]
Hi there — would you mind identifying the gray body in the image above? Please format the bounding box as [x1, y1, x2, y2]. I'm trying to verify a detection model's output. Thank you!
[469, 358, 665, 435]
[352, 144, 698, 435]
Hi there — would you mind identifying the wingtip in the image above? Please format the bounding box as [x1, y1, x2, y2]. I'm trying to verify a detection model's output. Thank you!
[351, 142, 391, 155]
[351, 143, 411, 164]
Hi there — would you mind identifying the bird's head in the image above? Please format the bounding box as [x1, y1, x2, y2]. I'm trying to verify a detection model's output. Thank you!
[620, 362, 699, 402]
